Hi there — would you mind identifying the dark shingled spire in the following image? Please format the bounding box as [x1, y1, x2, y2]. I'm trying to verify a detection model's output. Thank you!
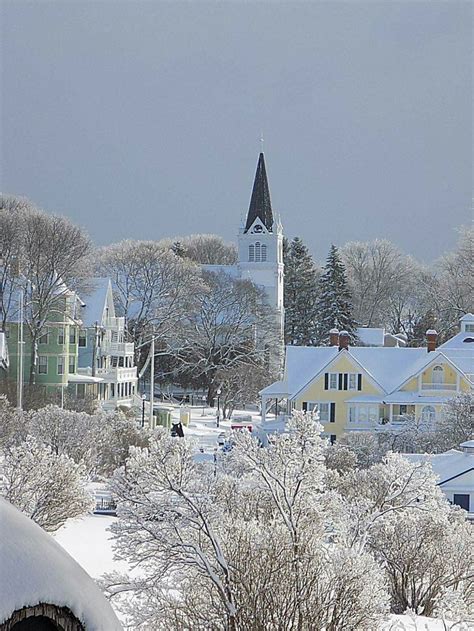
[244, 152, 274, 233]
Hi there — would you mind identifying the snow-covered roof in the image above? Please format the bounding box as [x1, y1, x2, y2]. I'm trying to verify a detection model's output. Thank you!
[0, 332, 8, 370]
[259, 379, 288, 396]
[439, 331, 474, 350]
[81, 278, 114, 327]
[68, 374, 104, 383]
[356, 327, 385, 346]
[403, 450, 474, 486]
[459, 313, 474, 322]
[0, 498, 122, 630]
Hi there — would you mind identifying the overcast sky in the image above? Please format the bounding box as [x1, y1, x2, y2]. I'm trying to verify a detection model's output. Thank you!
[1, 1, 472, 263]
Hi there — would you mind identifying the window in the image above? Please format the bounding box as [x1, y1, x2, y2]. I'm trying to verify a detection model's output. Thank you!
[38, 356, 48, 374]
[249, 245, 255, 262]
[78, 330, 87, 347]
[453, 494, 470, 511]
[57, 328, 65, 345]
[303, 402, 334, 423]
[38, 330, 49, 345]
[119, 356, 124, 367]
[255, 242, 261, 262]
[261, 244, 267, 261]
[111, 356, 118, 368]
[348, 406, 356, 423]
[465, 324, 474, 332]
[69, 328, 77, 344]
[77, 384, 85, 400]
[399, 405, 407, 415]
[432, 365, 444, 384]
[325, 372, 361, 391]
[421, 405, 436, 423]
[57, 356, 64, 375]
[69, 356, 76, 374]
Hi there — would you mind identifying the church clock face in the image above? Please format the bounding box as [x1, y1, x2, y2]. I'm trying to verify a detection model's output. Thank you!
[253, 224, 263, 233]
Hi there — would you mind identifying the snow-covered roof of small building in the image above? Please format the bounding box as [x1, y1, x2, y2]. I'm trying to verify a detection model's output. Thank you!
[356, 327, 385, 346]
[403, 450, 474, 486]
[259, 379, 288, 397]
[459, 313, 474, 322]
[0, 498, 122, 630]
[439, 332, 474, 350]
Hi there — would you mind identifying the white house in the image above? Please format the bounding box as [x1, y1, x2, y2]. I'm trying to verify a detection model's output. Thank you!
[404, 440, 474, 520]
[78, 278, 138, 410]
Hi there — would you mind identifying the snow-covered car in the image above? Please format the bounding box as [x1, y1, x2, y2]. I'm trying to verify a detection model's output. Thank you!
[217, 432, 227, 446]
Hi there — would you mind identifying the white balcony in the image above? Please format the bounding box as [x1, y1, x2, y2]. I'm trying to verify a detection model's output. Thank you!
[420, 383, 457, 391]
[102, 341, 135, 355]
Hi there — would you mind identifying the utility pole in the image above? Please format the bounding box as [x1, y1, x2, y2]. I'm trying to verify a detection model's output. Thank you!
[149, 335, 155, 427]
[17, 287, 24, 410]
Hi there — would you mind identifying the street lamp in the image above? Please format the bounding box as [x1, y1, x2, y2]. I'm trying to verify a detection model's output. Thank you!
[141, 393, 146, 428]
[216, 388, 222, 427]
[201, 394, 206, 416]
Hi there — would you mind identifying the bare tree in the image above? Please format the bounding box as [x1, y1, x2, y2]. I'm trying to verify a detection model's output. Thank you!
[169, 270, 278, 404]
[2, 200, 92, 384]
[97, 240, 203, 352]
[341, 239, 417, 330]
[178, 234, 238, 265]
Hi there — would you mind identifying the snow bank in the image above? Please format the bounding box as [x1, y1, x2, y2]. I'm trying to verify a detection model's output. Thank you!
[0, 498, 122, 630]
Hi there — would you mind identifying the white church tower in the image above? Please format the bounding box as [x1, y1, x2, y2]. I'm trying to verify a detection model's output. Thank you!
[238, 153, 285, 369]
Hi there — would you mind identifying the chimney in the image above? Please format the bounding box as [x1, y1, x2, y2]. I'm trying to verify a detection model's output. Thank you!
[426, 329, 438, 352]
[329, 328, 339, 346]
[339, 330, 350, 351]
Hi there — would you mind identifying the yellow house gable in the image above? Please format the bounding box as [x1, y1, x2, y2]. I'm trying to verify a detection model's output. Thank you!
[292, 351, 385, 439]
[294, 351, 384, 402]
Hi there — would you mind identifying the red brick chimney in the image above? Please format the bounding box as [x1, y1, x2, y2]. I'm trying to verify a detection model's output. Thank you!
[329, 328, 339, 346]
[426, 329, 438, 352]
[339, 330, 350, 351]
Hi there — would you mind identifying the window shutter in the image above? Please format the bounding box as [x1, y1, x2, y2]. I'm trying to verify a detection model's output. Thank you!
[330, 402, 336, 423]
[358, 374, 362, 391]
[338, 373, 343, 390]
[302, 402, 308, 412]
[343, 373, 348, 390]
[324, 373, 328, 390]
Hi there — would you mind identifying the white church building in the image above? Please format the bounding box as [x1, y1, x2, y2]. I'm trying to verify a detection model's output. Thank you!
[204, 152, 285, 370]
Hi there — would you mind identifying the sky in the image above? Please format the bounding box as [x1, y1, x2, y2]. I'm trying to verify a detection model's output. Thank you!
[1, 1, 472, 263]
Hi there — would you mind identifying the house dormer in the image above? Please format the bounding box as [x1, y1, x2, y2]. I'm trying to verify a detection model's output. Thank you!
[460, 313, 474, 333]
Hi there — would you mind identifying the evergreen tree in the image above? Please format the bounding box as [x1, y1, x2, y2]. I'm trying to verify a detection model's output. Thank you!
[316, 244, 358, 344]
[283, 237, 320, 345]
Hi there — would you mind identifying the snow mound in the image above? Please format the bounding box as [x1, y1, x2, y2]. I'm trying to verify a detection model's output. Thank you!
[0, 498, 122, 630]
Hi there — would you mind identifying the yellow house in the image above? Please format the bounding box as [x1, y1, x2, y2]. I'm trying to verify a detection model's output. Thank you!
[260, 314, 474, 441]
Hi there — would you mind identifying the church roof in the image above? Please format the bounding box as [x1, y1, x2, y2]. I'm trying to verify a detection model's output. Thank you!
[244, 152, 274, 233]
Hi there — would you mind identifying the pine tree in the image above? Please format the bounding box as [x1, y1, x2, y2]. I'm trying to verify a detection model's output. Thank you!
[316, 244, 358, 344]
[283, 237, 320, 345]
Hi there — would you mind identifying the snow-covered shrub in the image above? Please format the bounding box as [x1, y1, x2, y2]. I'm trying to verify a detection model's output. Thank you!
[106, 413, 390, 630]
[0, 436, 92, 531]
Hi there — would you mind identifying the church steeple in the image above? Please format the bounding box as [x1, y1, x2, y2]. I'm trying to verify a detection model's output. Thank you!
[244, 152, 274, 233]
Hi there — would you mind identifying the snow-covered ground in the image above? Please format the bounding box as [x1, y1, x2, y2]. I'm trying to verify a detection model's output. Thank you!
[52, 405, 452, 630]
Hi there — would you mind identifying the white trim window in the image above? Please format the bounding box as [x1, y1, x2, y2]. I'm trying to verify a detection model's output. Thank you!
[38, 356, 48, 375]
[421, 405, 436, 424]
[348, 373, 358, 390]
[303, 401, 335, 423]
[68, 355, 76, 374]
[348, 404, 379, 424]
[57, 328, 65, 345]
[38, 329, 49, 345]
[328, 373, 338, 390]
[57, 356, 64, 375]
[249, 245, 255, 262]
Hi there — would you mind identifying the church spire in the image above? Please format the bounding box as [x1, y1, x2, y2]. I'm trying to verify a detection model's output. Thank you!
[244, 152, 274, 233]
